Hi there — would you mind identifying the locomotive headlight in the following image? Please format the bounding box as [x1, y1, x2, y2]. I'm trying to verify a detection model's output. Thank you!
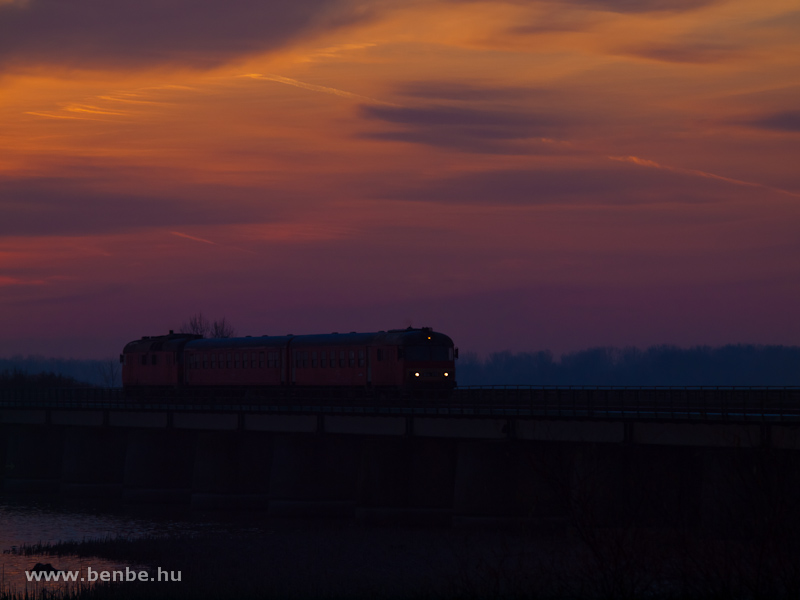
[444, 372, 449, 377]
[415, 372, 420, 377]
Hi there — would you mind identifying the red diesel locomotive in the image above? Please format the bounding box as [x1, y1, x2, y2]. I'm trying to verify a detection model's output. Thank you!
[121, 327, 457, 394]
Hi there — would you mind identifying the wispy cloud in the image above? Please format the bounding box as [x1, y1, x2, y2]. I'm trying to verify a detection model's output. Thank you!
[0, 275, 46, 286]
[609, 155, 800, 199]
[0, 0, 365, 70]
[64, 104, 128, 116]
[169, 231, 220, 246]
[243, 73, 396, 105]
[24, 111, 98, 120]
[170, 231, 257, 254]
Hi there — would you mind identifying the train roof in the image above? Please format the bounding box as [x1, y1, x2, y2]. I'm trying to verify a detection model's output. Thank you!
[122, 332, 201, 354]
[288, 328, 453, 348]
[124, 328, 454, 353]
[185, 328, 453, 351]
[186, 335, 294, 351]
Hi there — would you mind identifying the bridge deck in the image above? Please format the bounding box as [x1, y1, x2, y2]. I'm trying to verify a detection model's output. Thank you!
[0, 386, 799, 423]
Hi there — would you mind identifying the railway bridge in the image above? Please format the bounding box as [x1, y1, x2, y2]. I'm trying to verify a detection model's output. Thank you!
[1, 386, 800, 532]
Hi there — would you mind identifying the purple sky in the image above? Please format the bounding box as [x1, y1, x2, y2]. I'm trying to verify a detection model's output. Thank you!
[1, 0, 799, 358]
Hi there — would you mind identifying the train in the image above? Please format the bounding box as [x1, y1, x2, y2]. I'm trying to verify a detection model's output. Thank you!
[121, 327, 457, 397]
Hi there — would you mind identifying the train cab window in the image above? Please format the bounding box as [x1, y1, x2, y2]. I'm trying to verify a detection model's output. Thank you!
[377, 349, 383, 361]
[339, 351, 345, 368]
[141, 354, 147, 366]
[397, 348, 404, 360]
[311, 351, 317, 367]
[151, 354, 158, 366]
[358, 350, 364, 367]
[320, 351, 326, 368]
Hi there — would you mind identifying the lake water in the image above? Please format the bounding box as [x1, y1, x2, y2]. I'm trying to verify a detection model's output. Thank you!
[0, 496, 269, 594]
[0, 496, 564, 598]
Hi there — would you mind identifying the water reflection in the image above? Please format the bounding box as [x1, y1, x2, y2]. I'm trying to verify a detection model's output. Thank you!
[0, 495, 260, 593]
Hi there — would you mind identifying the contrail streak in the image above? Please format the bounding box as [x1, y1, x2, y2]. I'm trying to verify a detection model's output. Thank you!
[609, 155, 800, 199]
[170, 231, 257, 254]
[242, 73, 398, 106]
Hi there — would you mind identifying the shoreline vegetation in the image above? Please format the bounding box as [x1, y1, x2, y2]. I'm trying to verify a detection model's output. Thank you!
[3, 343, 800, 389]
[4, 520, 800, 600]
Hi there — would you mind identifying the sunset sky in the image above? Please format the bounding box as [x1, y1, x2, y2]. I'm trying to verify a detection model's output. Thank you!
[1, 0, 799, 359]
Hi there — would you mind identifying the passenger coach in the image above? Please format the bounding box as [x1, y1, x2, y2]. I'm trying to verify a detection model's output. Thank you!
[121, 327, 457, 395]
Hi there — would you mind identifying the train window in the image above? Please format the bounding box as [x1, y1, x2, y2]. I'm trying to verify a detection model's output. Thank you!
[227, 353, 232, 368]
[339, 351, 345, 368]
[244, 353, 249, 369]
[203, 354, 208, 369]
[219, 354, 224, 368]
[151, 354, 158, 366]
[377, 349, 383, 361]
[303, 351, 308, 368]
[404, 346, 452, 361]
[358, 350, 364, 367]
[141, 354, 147, 366]
[320, 351, 326, 368]
[259, 352, 265, 368]
[397, 348, 404, 360]
[210, 354, 216, 369]
[311, 351, 317, 368]
[252, 353, 257, 368]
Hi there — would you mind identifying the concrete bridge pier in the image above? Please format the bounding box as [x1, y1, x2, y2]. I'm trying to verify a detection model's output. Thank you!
[700, 448, 800, 538]
[452, 440, 567, 526]
[61, 427, 127, 498]
[625, 445, 702, 529]
[568, 443, 634, 528]
[2, 425, 63, 493]
[357, 438, 456, 525]
[191, 432, 272, 509]
[123, 429, 195, 504]
[268, 434, 360, 517]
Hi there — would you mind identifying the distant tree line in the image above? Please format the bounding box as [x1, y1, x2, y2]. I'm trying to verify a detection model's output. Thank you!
[2, 343, 798, 388]
[0, 356, 111, 387]
[0, 368, 87, 389]
[457, 344, 800, 386]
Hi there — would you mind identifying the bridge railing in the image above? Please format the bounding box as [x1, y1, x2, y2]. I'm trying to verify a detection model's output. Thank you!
[447, 386, 800, 421]
[1, 386, 800, 422]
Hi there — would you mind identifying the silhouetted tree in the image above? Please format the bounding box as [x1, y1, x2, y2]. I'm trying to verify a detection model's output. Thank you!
[180, 313, 236, 338]
[95, 357, 121, 388]
[180, 313, 211, 337]
[210, 317, 236, 338]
